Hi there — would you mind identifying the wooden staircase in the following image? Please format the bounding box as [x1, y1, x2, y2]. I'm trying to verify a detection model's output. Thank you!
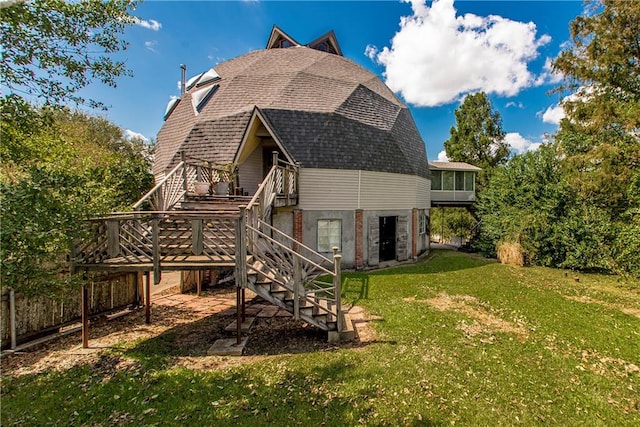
[74, 154, 353, 341]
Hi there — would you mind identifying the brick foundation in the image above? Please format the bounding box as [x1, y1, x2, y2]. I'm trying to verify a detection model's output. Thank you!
[293, 209, 303, 251]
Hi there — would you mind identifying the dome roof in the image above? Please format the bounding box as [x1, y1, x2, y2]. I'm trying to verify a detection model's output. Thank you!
[154, 29, 429, 179]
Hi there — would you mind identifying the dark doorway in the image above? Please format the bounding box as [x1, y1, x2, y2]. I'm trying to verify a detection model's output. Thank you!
[262, 146, 284, 178]
[379, 216, 397, 262]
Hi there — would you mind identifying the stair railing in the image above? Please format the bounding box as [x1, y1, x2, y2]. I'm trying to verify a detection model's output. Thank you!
[240, 204, 342, 330]
[133, 153, 237, 211]
[133, 161, 188, 211]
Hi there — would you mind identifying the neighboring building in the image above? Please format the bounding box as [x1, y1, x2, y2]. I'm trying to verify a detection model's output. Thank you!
[154, 26, 432, 269]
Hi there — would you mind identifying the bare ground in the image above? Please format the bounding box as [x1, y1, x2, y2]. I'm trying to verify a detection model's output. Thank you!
[1, 283, 377, 377]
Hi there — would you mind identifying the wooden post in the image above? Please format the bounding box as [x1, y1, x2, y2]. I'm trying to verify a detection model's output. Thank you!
[241, 288, 246, 322]
[235, 206, 248, 345]
[196, 270, 202, 297]
[181, 151, 188, 193]
[236, 285, 242, 345]
[236, 206, 247, 290]
[207, 162, 213, 195]
[145, 271, 151, 324]
[82, 282, 89, 348]
[9, 288, 17, 350]
[152, 218, 161, 285]
[293, 256, 301, 320]
[333, 247, 342, 332]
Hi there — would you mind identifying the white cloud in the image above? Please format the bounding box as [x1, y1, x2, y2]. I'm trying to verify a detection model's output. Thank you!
[134, 18, 162, 31]
[177, 80, 182, 91]
[540, 87, 593, 125]
[144, 40, 158, 53]
[367, 0, 551, 106]
[534, 57, 563, 86]
[437, 150, 449, 162]
[124, 129, 149, 142]
[541, 104, 564, 125]
[505, 101, 524, 109]
[505, 132, 541, 154]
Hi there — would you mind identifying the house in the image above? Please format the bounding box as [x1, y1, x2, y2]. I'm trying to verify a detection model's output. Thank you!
[73, 26, 482, 346]
[154, 26, 432, 269]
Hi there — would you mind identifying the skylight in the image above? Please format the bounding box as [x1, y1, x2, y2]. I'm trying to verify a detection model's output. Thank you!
[196, 68, 220, 87]
[191, 84, 219, 113]
[185, 72, 203, 90]
[164, 97, 180, 120]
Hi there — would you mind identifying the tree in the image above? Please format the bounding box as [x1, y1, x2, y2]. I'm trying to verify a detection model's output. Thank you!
[0, 0, 137, 108]
[443, 92, 509, 187]
[552, 0, 640, 217]
[552, 0, 640, 278]
[0, 98, 153, 296]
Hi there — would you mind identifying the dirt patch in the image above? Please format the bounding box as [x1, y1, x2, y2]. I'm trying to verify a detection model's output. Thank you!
[1, 285, 378, 378]
[405, 293, 529, 340]
[564, 295, 640, 319]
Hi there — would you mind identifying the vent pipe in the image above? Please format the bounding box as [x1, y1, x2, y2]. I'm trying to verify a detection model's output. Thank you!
[180, 64, 187, 95]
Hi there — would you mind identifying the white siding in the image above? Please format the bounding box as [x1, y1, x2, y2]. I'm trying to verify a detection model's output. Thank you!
[298, 169, 359, 210]
[238, 148, 262, 196]
[415, 176, 431, 208]
[298, 168, 430, 211]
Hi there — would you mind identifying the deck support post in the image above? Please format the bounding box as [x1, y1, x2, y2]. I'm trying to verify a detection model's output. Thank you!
[236, 286, 242, 345]
[145, 271, 151, 324]
[333, 247, 342, 332]
[241, 288, 246, 322]
[196, 270, 202, 297]
[81, 280, 89, 348]
[235, 206, 248, 345]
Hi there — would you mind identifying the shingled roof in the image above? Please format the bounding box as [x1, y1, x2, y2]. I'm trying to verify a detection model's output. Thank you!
[154, 28, 430, 179]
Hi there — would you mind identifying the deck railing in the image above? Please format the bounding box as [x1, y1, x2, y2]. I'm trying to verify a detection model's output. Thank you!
[73, 211, 240, 284]
[246, 157, 298, 232]
[133, 153, 237, 211]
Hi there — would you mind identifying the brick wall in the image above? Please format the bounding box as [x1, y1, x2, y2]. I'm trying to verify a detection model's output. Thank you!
[355, 209, 363, 269]
[293, 209, 303, 251]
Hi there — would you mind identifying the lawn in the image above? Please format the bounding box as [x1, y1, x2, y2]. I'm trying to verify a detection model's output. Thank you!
[2, 250, 639, 426]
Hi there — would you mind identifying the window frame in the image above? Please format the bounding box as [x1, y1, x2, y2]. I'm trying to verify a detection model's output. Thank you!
[317, 219, 342, 253]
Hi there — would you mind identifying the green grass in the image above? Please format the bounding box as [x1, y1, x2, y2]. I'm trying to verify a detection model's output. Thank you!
[2, 250, 639, 426]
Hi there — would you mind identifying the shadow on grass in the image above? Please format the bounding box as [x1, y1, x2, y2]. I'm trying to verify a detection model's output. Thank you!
[2, 350, 440, 426]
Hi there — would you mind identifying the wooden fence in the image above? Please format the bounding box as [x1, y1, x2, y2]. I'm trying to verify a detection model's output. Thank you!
[1, 272, 141, 350]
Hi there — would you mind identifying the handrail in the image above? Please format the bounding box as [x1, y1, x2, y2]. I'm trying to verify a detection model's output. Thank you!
[257, 220, 333, 265]
[247, 223, 335, 277]
[247, 164, 277, 211]
[133, 161, 185, 210]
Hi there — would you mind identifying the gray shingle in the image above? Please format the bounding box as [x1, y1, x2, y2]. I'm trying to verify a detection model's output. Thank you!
[155, 41, 430, 179]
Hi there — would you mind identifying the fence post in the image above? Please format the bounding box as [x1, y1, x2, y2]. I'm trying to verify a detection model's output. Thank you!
[9, 288, 16, 350]
[333, 247, 342, 332]
[82, 279, 89, 348]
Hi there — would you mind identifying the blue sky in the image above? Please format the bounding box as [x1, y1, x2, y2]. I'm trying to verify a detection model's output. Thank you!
[82, 0, 584, 162]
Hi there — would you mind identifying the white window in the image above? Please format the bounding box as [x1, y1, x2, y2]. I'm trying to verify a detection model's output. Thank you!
[419, 214, 427, 235]
[317, 219, 341, 253]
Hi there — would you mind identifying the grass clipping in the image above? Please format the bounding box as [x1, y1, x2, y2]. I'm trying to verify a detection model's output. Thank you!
[497, 241, 526, 266]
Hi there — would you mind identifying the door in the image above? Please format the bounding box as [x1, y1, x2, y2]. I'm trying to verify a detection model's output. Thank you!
[367, 217, 379, 266]
[396, 216, 409, 261]
[379, 216, 397, 262]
